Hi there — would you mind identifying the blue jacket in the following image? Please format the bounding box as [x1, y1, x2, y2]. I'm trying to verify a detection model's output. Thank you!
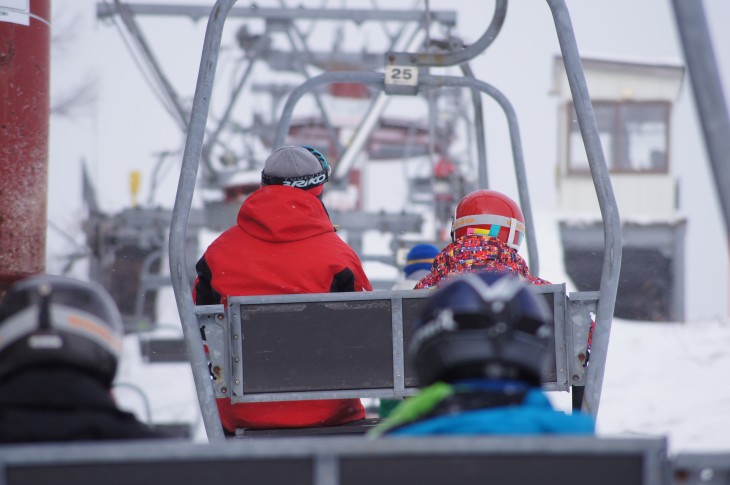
[370, 382, 594, 437]
[388, 389, 594, 436]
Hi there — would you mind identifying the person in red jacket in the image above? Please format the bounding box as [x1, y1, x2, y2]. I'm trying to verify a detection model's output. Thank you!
[194, 146, 372, 433]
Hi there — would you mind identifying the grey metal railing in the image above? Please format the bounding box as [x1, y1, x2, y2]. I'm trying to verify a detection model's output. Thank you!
[670, 0, 730, 242]
[412, 0, 507, 67]
[0, 436, 670, 485]
[461, 61, 489, 189]
[170, 0, 235, 442]
[546, 0, 622, 415]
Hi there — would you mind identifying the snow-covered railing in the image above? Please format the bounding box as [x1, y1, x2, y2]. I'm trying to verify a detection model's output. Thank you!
[0, 436, 670, 485]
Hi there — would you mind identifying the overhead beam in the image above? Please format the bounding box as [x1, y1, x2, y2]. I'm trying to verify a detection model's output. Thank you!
[96, 3, 457, 26]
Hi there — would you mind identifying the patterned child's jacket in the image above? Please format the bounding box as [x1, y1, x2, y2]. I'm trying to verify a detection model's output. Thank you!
[415, 233, 595, 367]
[415, 234, 550, 289]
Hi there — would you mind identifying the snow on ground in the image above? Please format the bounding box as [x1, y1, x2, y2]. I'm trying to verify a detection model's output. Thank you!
[598, 317, 730, 453]
[113, 286, 206, 440]
[533, 212, 730, 452]
[546, 317, 730, 453]
[114, 333, 203, 435]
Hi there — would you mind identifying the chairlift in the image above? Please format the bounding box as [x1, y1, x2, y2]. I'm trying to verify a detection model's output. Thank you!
[171, 0, 622, 442]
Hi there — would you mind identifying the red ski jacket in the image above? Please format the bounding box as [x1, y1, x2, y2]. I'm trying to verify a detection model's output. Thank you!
[194, 185, 371, 431]
[415, 234, 550, 289]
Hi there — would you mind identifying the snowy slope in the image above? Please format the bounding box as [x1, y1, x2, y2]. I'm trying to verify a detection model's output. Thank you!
[113, 286, 205, 440]
[530, 213, 730, 453]
[598, 318, 730, 453]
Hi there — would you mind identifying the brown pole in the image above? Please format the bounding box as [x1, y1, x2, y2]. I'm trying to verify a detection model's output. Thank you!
[0, 0, 51, 300]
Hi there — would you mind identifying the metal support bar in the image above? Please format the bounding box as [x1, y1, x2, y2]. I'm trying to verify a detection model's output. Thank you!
[332, 28, 426, 181]
[566, 291, 599, 390]
[170, 0, 237, 442]
[274, 72, 384, 148]
[96, 3, 457, 25]
[283, 28, 345, 157]
[460, 62, 489, 190]
[391, 297, 405, 394]
[411, 0, 507, 67]
[112, 0, 189, 131]
[546, 0, 622, 417]
[274, 71, 539, 275]
[332, 93, 389, 180]
[419, 75, 539, 276]
[201, 37, 268, 180]
[670, 0, 730, 241]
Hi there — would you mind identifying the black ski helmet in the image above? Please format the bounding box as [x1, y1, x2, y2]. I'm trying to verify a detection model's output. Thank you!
[411, 272, 552, 387]
[0, 275, 124, 387]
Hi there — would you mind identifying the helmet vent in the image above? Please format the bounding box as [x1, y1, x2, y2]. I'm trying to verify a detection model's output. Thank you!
[28, 334, 63, 349]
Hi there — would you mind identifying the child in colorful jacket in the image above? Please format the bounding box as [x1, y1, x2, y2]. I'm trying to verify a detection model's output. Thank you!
[416, 189, 548, 289]
[415, 189, 594, 369]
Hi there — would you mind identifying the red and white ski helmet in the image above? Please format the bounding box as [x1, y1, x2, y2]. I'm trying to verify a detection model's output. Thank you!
[451, 190, 525, 250]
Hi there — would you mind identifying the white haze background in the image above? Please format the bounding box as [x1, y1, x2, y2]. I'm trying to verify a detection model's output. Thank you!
[45, 0, 730, 452]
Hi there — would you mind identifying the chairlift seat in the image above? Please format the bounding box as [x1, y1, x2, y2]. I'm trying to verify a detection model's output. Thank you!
[195, 285, 596, 436]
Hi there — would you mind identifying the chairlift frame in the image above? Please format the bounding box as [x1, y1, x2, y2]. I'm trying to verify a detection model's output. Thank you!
[97, 1, 460, 188]
[171, 0, 623, 442]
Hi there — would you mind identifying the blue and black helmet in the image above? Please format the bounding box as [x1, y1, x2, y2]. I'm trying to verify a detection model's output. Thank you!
[411, 272, 552, 387]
